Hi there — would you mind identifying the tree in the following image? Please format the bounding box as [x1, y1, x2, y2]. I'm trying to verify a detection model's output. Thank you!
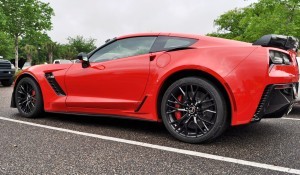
[22, 44, 37, 62]
[0, 6, 6, 29]
[0, 0, 54, 68]
[57, 44, 77, 60]
[20, 31, 52, 64]
[43, 41, 57, 63]
[209, 0, 300, 42]
[0, 32, 14, 59]
[67, 35, 97, 54]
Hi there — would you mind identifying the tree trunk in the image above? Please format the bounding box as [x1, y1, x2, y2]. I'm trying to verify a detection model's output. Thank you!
[14, 35, 19, 69]
[27, 54, 32, 62]
[48, 52, 53, 64]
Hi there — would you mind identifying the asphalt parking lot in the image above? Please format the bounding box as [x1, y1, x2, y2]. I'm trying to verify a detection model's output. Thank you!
[0, 85, 299, 174]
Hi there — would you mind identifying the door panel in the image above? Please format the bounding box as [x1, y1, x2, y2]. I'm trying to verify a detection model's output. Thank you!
[65, 54, 150, 111]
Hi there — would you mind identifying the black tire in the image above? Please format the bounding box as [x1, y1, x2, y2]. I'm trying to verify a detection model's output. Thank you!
[161, 77, 228, 143]
[1, 79, 13, 87]
[15, 77, 44, 118]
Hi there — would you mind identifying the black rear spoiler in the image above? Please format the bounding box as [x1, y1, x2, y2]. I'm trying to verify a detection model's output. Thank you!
[253, 34, 299, 52]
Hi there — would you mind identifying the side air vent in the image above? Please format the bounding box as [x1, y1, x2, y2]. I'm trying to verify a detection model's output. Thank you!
[45, 73, 66, 96]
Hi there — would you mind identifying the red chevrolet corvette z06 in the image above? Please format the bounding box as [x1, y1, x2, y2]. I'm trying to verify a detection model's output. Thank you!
[11, 33, 299, 143]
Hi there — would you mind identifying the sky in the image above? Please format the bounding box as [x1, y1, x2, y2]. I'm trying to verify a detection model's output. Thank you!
[41, 0, 258, 46]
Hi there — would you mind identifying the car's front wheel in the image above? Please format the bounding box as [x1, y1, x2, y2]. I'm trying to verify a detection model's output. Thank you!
[161, 77, 228, 143]
[15, 77, 44, 118]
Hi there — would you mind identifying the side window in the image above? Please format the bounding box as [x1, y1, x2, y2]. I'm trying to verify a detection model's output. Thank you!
[150, 36, 198, 53]
[89, 37, 156, 63]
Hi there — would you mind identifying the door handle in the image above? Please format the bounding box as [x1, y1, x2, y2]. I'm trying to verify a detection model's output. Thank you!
[91, 65, 105, 70]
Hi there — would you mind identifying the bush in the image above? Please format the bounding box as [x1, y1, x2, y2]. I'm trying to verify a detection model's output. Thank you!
[13, 70, 22, 81]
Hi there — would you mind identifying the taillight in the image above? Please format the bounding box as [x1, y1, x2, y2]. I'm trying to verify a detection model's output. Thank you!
[269, 50, 291, 65]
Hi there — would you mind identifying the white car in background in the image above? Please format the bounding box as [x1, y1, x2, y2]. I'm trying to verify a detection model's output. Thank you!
[53, 59, 73, 64]
[22, 62, 31, 70]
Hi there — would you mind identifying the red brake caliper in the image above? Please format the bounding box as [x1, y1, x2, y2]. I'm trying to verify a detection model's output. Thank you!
[32, 90, 36, 102]
[175, 95, 183, 120]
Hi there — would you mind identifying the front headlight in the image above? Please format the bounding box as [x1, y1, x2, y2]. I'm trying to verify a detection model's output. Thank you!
[269, 50, 291, 65]
[11, 63, 15, 69]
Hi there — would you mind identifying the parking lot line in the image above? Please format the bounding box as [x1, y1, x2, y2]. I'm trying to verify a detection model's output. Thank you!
[281, 117, 300, 121]
[0, 116, 299, 175]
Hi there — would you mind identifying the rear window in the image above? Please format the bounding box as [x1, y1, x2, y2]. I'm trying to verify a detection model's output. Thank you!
[150, 36, 197, 52]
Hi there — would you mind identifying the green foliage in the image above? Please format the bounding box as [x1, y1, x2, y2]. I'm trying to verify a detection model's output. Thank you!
[21, 31, 51, 47]
[43, 41, 58, 63]
[0, 1, 98, 64]
[0, 32, 14, 59]
[0, 0, 54, 68]
[209, 0, 300, 42]
[0, 0, 54, 38]
[0, 6, 6, 29]
[56, 44, 77, 60]
[22, 44, 37, 62]
[67, 35, 97, 54]
[50, 36, 97, 61]
[20, 31, 54, 64]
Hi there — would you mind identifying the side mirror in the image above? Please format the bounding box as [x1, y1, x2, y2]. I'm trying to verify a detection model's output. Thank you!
[77, 52, 90, 68]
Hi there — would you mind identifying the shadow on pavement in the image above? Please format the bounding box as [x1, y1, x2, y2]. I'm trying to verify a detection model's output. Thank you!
[11, 111, 286, 147]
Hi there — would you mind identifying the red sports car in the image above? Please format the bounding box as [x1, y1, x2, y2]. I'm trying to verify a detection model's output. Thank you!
[11, 33, 299, 143]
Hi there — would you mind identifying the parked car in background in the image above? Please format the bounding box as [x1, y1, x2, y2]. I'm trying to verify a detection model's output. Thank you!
[22, 62, 32, 70]
[71, 59, 80, 63]
[0, 59, 15, 86]
[53, 59, 73, 64]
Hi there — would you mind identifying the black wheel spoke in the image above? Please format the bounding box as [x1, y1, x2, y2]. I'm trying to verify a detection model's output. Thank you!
[201, 99, 214, 104]
[178, 86, 186, 97]
[170, 93, 187, 106]
[203, 109, 216, 114]
[166, 104, 187, 112]
[195, 93, 209, 106]
[192, 86, 199, 100]
[202, 121, 209, 131]
[190, 85, 194, 100]
[194, 116, 205, 134]
[201, 104, 215, 110]
[171, 113, 188, 125]
[197, 115, 215, 125]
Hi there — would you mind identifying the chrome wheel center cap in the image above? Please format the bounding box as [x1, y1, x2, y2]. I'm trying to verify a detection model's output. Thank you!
[188, 106, 196, 114]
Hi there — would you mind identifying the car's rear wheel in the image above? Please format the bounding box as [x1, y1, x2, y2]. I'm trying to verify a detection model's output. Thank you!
[161, 77, 228, 143]
[1, 79, 13, 87]
[15, 77, 44, 118]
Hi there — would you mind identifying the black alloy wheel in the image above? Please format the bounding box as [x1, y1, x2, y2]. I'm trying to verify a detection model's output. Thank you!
[15, 77, 44, 118]
[161, 77, 228, 143]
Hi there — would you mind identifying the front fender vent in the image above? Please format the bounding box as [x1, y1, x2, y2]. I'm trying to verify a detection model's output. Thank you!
[45, 73, 66, 96]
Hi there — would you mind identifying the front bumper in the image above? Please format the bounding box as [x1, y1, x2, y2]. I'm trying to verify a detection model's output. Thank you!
[252, 83, 297, 121]
[0, 69, 15, 80]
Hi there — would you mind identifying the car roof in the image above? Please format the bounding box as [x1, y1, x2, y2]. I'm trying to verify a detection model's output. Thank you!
[116, 32, 251, 47]
[117, 32, 201, 40]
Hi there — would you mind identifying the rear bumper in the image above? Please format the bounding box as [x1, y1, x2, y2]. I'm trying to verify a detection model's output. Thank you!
[252, 83, 297, 121]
